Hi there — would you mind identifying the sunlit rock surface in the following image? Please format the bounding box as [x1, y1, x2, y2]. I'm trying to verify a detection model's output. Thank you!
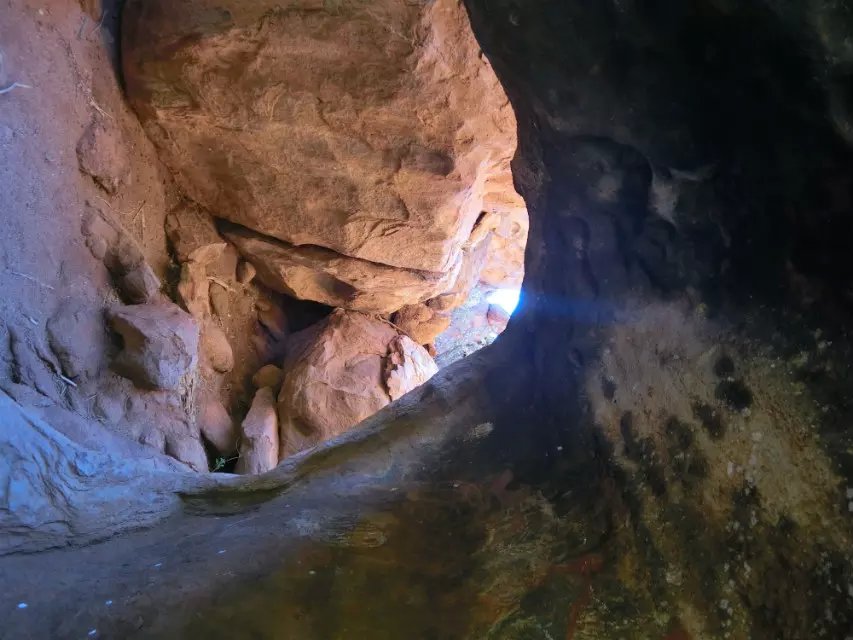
[278, 309, 438, 458]
[122, 0, 522, 276]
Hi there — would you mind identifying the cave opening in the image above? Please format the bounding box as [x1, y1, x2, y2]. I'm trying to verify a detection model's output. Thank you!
[3, 0, 853, 638]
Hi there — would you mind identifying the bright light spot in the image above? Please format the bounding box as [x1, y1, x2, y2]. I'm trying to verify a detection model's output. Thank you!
[487, 288, 521, 315]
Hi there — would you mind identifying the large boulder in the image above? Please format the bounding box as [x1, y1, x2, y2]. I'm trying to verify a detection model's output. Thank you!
[278, 310, 438, 458]
[122, 0, 521, 276]
[107, 302, 200, 391]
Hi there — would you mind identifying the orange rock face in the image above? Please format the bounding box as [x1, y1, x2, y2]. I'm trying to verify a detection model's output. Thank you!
[122, 0, 524, 278]
[223, 225, 459, 314]
[278, 310, 437, 458]
[480, 208, 529, 289]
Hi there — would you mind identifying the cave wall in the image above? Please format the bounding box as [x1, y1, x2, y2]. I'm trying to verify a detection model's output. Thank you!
[3, 1, 853, 638]
[462, 1, 853, 636]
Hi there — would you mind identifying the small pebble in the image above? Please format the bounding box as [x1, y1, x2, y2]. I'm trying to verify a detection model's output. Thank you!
[105, 600, 113, 606]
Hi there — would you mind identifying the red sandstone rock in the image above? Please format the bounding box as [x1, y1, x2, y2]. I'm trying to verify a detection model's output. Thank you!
[392, 304, 452, 346]
[82, 204, 161, 304]
[393, 230, 493, 344]
[236, 260, 256, 285]
[225, 226, 460, 315]
[46, 299, 107, 381]
[235, 387, 279, 475]
[208, 281, 230, 318]
[252, 364, 284, 391]
[177, 261, 211, 319]
[198, 396, 237, 456]
[123, 0, 524, 277]
[200, 320, 234, 374]
[76, 116, 130, 194]
[278, 310, 437, 458]
[165, 202, 226, 265]
[480, 208, 528, 289]
[384, 335, 439, 401]
[120, 264, 162, 305]
[107, 302, 199, 390]
[256, 299, 288, 342]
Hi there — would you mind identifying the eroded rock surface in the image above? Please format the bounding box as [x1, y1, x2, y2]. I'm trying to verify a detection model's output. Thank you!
[82, 203, 162, 304]
[0, 392, 192, 556]
[224, 225, 459, 315]
[393, 227, 494, 345]
[235, 387, 279, 475]
[278, 309, 437, 457]
[384, 335, 439, 401]
[479, 208, 528, 288]
[123, 0, 521, 275]
[76, 116, 130, 195]
[198, 395, 237, 456]
[46, 299, 107, 381]
[252, 364, 283, 392]
[107, 302, 199, 391]
[165, 201, 227, 265]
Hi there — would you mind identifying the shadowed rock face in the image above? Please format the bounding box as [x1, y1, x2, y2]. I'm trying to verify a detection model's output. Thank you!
[461, 1, 853, 636]
[5, 1, 853, 639]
